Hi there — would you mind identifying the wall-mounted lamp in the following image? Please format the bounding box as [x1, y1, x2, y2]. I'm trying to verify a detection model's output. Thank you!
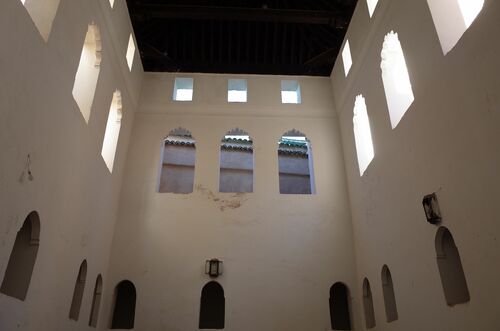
[422, 193, 441, 224]
[205, 258, 223, 278]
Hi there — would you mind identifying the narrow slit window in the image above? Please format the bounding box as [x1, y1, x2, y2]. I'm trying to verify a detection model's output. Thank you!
[366, 0, 379, 17]
[381, 265, 398, 322]
[329, 282, 352, 330]
[427, 0, 484, 54]
[281, 80, 301, 104]
[362, 278, 376, 329]
[89, 275, 103, 328]
[228, 79, 247, 103]
[20, 0, 61, 41]
[173, 77, 194, 101]
[72, 23, 102, 123]
[109, 0, 115, 8]
[380, 31, 414, 129]
[435, 227, 470, 306]
[126, 34, 136, 71]
[0, 211, 40, 301]
[111, 280, 136, 329]
[219, 129, 253, 193]
[69, 260, 87, 321]
[342, 40, 353, 76]
[278, 130, 315, 194]
[199, 281, 225, 329]
[101, 91, 123, 173]
[158, 128, 196, 193]
[353, 95, 374, 176]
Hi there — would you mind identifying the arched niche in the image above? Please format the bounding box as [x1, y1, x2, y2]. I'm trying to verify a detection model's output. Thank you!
[329, 282, 352, 330]
[381, 265, 398, 322]
[89, 274, 103, 328]
[199, 281, 225, 329]
[0, 211, 40, 301]
[111, 280, 137, 329]
[69, 260, 88, 320]
[362, 278, 376, 329]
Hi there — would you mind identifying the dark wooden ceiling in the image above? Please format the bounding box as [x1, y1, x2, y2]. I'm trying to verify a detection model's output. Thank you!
[126, 0, 358, 76]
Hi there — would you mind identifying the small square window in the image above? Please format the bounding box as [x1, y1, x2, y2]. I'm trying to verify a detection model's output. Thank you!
[281, 80, 301, 104]
[342, 40, 353, 76]
[173, 78, 194, 101]
[228, 79, 247, 103]
[126, 34, 136, 71]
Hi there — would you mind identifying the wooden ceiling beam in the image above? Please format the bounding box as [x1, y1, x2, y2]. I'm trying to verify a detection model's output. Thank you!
[131, 4, 349, 27]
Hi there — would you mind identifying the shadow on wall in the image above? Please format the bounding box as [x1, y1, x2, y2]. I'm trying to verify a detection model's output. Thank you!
[0, 211, 40, 301]
[435, 226, 470, 306]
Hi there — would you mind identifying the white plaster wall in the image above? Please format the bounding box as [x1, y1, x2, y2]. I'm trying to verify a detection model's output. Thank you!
[104, 73, 360, 331]
[0, 0, 142, 330]
[331, 0, 500, 330]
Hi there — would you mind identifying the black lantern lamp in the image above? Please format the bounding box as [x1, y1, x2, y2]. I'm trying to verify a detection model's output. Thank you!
[205, 258, 223, 278]
[422, 193, 442, 225]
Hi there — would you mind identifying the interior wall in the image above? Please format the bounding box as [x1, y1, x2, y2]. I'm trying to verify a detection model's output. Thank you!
[331, 0, 500, 330]
[0, 0, 142, 330]
[104, 73, 360, 331]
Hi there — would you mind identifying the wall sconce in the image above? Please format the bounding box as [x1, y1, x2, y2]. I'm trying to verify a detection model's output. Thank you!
[205, 258, 223, 278]
[422, 193, 441, 224]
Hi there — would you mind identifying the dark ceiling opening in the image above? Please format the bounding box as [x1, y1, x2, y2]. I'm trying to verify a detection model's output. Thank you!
[126, 0, 358, 76]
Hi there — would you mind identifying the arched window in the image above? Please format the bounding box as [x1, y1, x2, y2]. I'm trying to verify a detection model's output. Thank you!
[101, 90, 123, 172]
[353, 95, 374, 176]
[380, 31, 414, 129]
[89, 275, 103, 328]
[219, 129, 253, 193]
[381, 265, 398, 322]
[72, 23, 102, 123]
[435, 227, 470, 306]
[362, 278, 376, 329]
[69, 260, 87, 321]
[111, 280, 136, 329]
[199, 281, 225, 329]
[329, 282, 352, 330]
[19, 0, 61, 41]
[427, 0, 484, 54]
[158, 128, 196, 193]
[278, 130, 315, 194]
[0, 211, 40, 301]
